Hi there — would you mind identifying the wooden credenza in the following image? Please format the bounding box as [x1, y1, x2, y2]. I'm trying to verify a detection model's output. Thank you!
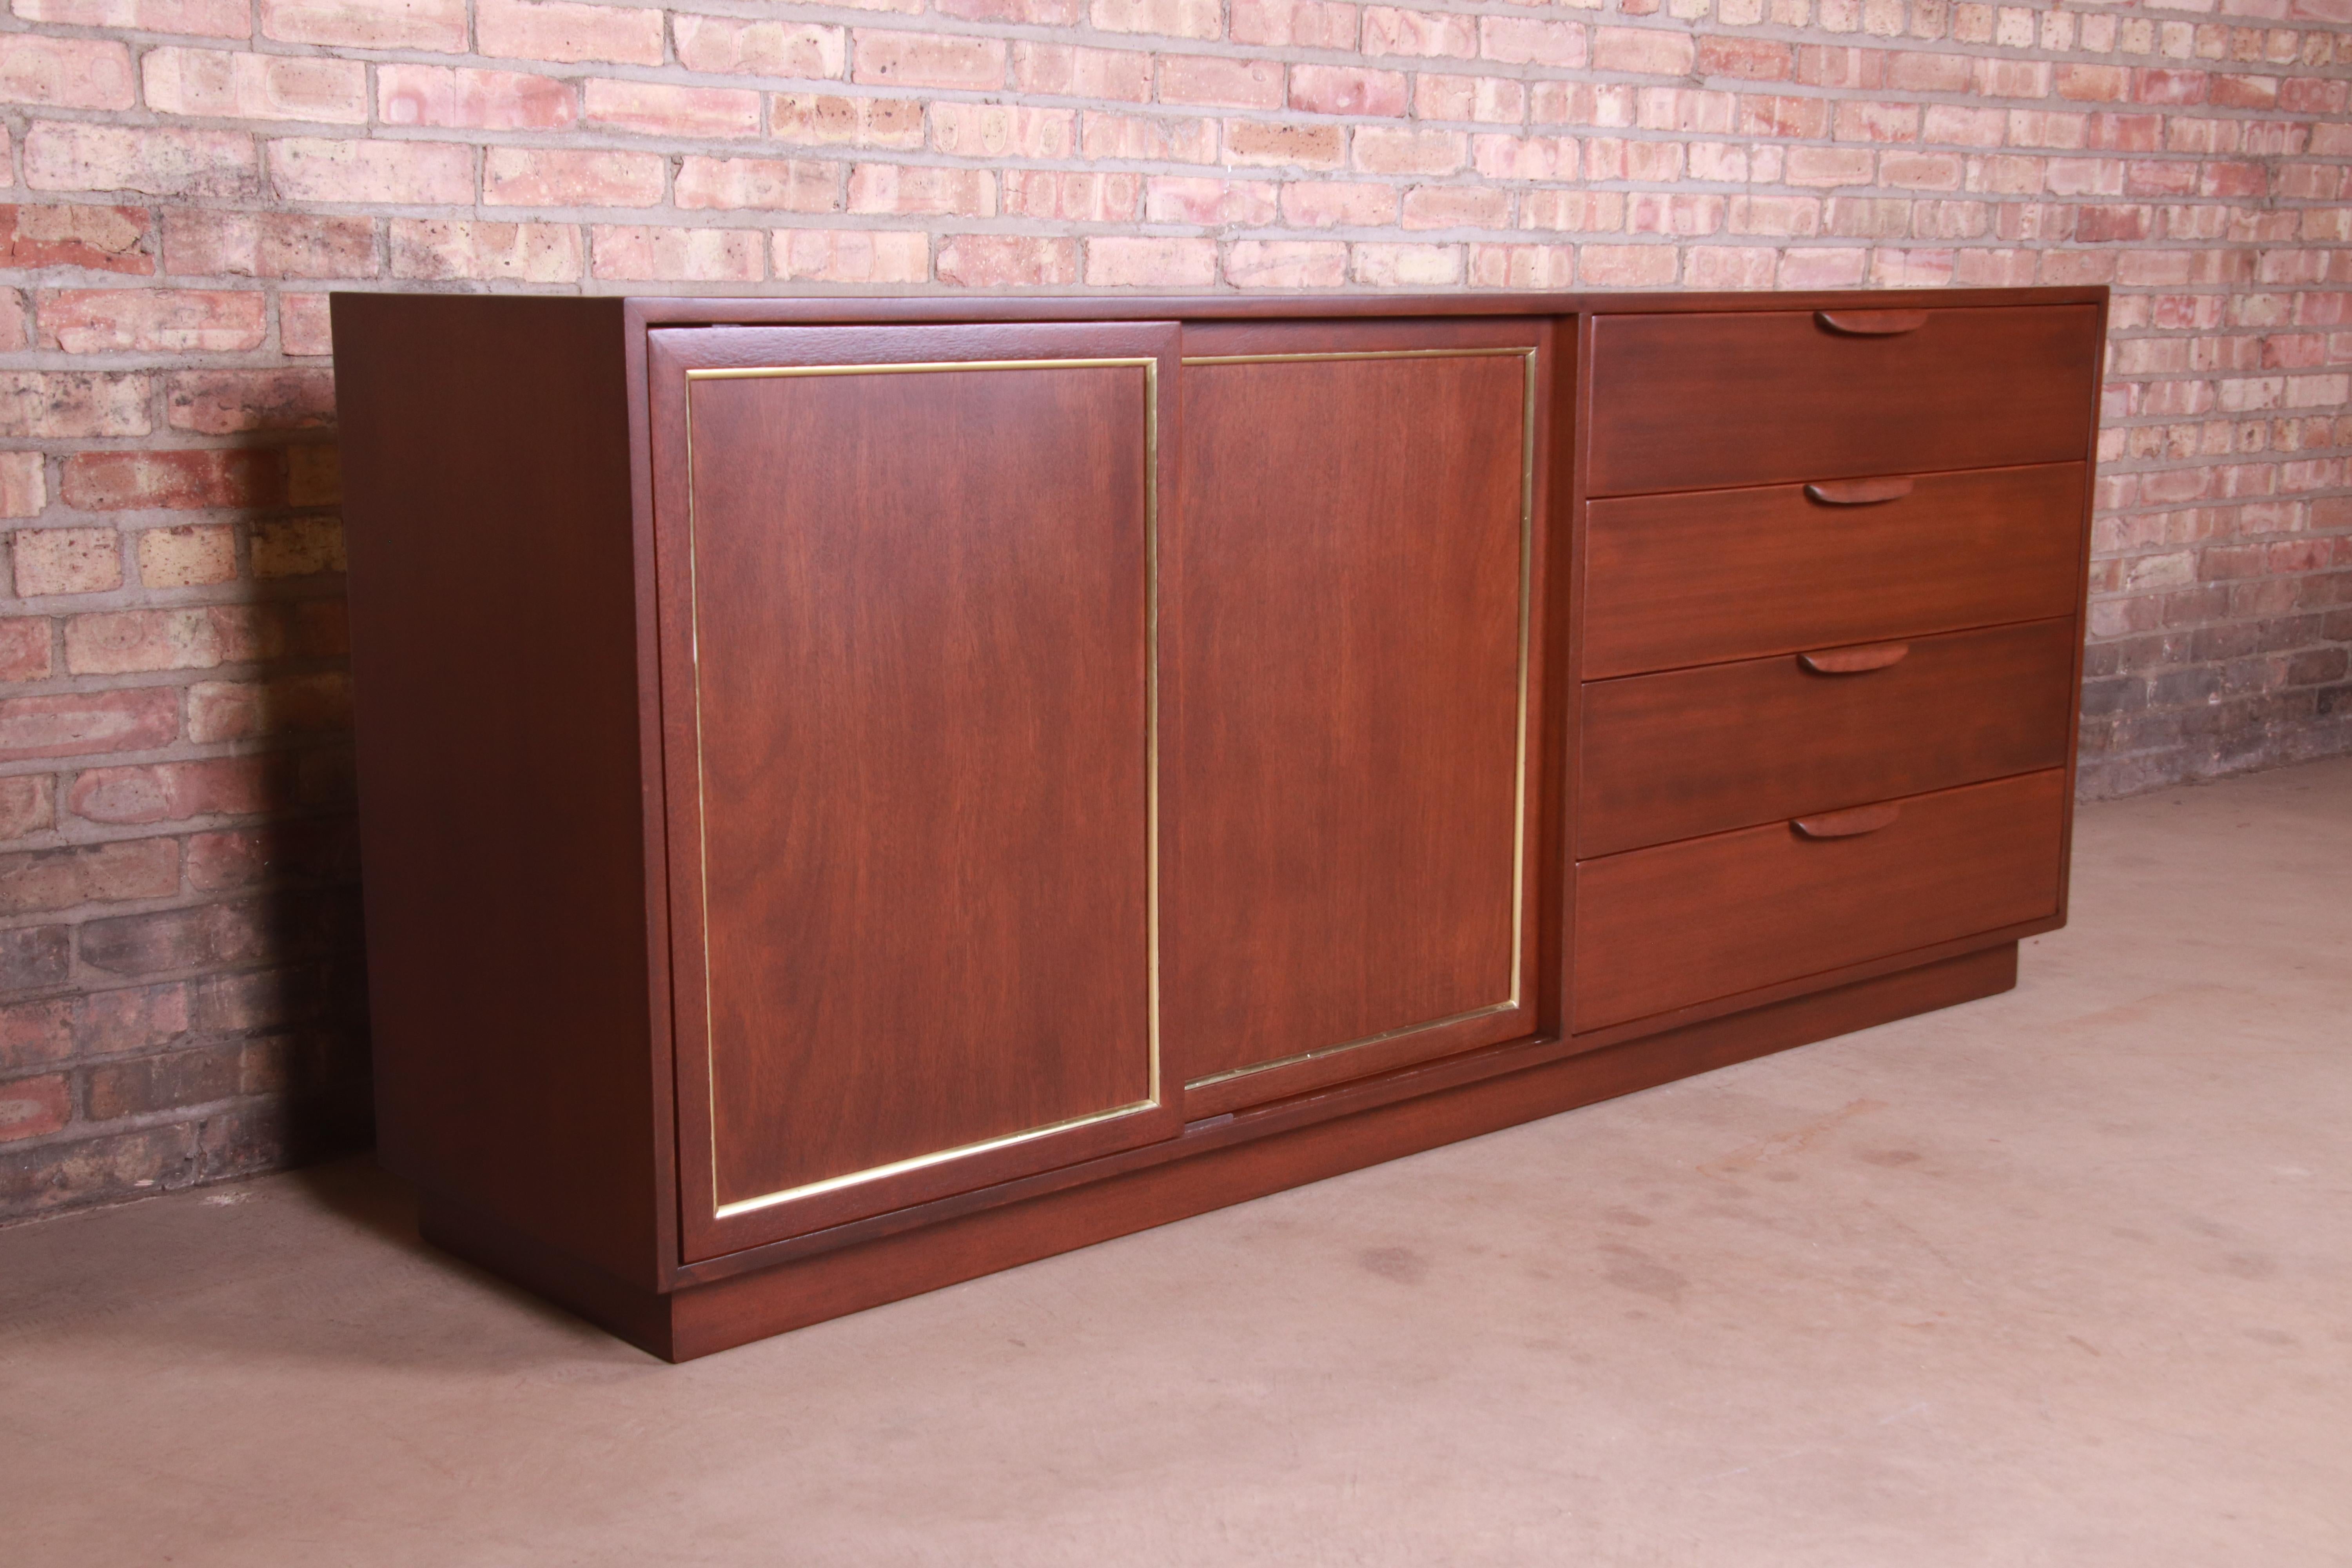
[332, 287, 2103, 1361]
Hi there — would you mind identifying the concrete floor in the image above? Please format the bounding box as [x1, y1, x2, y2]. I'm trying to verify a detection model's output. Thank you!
[4, 759, 2348, 1567]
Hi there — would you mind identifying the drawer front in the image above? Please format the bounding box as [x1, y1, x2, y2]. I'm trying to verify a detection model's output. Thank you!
[1583, 463, 2085, 679]
[1587, 305, 2100, 497]
[1580, 618, 2078, 857]
[1573, 769, 2067, 1032]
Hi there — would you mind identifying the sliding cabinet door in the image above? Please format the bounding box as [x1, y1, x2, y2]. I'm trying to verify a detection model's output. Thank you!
[1165, 319, 1558, 1115]
[650, 322, 1183, 1260]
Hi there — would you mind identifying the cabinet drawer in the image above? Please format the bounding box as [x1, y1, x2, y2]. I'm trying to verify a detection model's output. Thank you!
[1586, 305, 2100, 497]
[1573, 769, 2066, 1032]
[1583, 463, 2085, 679]
[1581, 619, 2077, 857]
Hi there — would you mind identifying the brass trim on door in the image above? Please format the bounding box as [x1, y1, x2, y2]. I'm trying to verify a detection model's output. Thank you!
[681, 356, 1164, 1222]
[1178, 346, 1541, 1092]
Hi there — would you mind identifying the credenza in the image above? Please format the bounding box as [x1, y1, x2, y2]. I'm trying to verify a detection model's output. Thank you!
[331, 286, 2105, 1361]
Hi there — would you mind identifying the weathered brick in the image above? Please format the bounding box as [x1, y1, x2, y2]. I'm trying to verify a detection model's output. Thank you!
[771, 94, 926, 148]
[0, 1073, 70, 1142]
[1361, 7, 1475, 58]
[12, 528, 122, 596]
[931, 105, 1078, 160]
[1001, 170, 1143, 221]
[269, 139, 472, 205]
[0, 689, 178, 763]
[1289, 65, 1409, 116]
[0, 452, 46, 519]
[1145, 176, 1278, 226]
[1481, 16, 1588, 67]
[1089, 0, 1221, 38]
[70, 757, 287, 828]
[143, 49, 368, 124]
[584, 80, 763, 139]
[23, 123, 256, 198]
[1011, 43, 1153, 102]
[388, 219, 584, 282]
[64, 606, 280, 676]
[377, 65, 578, 131]
[853, 31, 1005, 90]
[161, 209, 377, 279]
[673, 16, 849, 78]
[591, 225, 765, 281]
[15, 0, 248, 35]
[1084, 235, 1217, 286]
[63, 451, 287, 511]
[187, 674, 352, 745]
[0, 997, 74, 1072]
[260, 0, 468, 52]
[675, 158, 839, 213]
[87, 1043, 242, 1120]
[38, 290, 267, 354]
[772, 227, 929, 283]
[78, 981, 191, 1054]
[1219, 122, 1345, 173]
[1351, 127, 1466, 176]
[135, 524, 235, 590]
[0, 204, 152, 273]
[846, 163, 996, 217]
[0, 618, 51, 683]
[0, 837, 180, 916]
[249, 517, 347, 579]
[0, 34, 136, 111]
[937, 234, 1079, 287]
[483, 147, 665, 207]
[476, 0, 665, 65]
[1468, 242, 1579, 290]
[1230, 0, 1359, 49]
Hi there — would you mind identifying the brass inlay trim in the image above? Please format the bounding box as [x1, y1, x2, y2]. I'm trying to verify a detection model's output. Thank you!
[684, 355, 1163, 1222]
[1180, 345, 1540, 1093]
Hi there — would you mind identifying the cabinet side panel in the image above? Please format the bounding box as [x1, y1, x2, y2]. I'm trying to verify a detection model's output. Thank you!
[331, 294, 661, 1289]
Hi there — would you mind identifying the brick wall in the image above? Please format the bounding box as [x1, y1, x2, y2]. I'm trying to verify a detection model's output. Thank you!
[2, 0, 2348, 1220]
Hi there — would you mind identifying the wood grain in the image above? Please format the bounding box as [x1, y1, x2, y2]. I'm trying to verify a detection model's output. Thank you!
[1579, 617, 2078, 855]
[1165, 323, 1543, 1112]
[1586, 304, 2101, 496]
[1573, 769, 2067, 1032]
[1582, 463, 2087, 679]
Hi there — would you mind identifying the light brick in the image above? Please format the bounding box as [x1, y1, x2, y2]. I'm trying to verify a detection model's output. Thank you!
[1352, 127, 1466, 176]
[13, 528, 122, 597]
[143, 50, 368, 125]
[164, 370, 336, 435]
[931, 104, 1078, 160]
[162, 210, 377, 278]
[389, 219, 584, 281]
[771, 94, 925, 149]
[1001, 170, 1143, 221]
[1482, 17, 1589, 67]
[846, 163, 997, 217]
[260, 0, 469, 53]
[936, 234, 1079, 287]
[1468, 242, 1577, 289]
[377, 66, 577, 130]
[0, 775, 55, 843]
[69, 757, 281, 826]
[0, 617, 52, 683]
[1230, 0, 1359, 49]
[1089, 112, 1218, 164]
[0, 453, 44, 519]
[1352, 241, 1461, 286]
[1281, 181, 1399, 229]
[37, 290, 267, 354]
[585, 80, 763, 140]
[14, 0, 248, 35]
[269, 139, 472, 205]
[0, 689, 179, 762]
[1224, 239, 1348, 288]
[1593, 26, 1695, 74]
[674, 158, 838, 213]
[1144, 176, 1278, 226]
[0, 35, 136, 111]
[477, 0, 665, 66]
[853, 31, 1005, 90]
[591, 225, 764, 281]
[0, 205, 152, 274]
[64, 606, 279, 676]
[1011, 44, 1153, 102]
[1580, 244, 1680, 285]
[1090, 0, 1221, 38]
[484, 147, 665, 207]
[1160, 55, 1284, 111]
[136, 524, 236, 588]
[1361, 9, 1477, 58]
[0, 374, 152, 440]
[24, 123, 256, 198]
[673, 16, 849, 79]
[1289, 65, 1409, 116]
[772, 228, 929, 283]
[1084, 235, 1217, 286]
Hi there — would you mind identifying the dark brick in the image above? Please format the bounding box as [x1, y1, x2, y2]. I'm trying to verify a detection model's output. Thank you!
[0, 998, 76, 1073]
[85, 1041, 243, 1121]
[0, 925, 71, 995]
[0, 1123, 196, 1218]
[76, 890, 359, 978]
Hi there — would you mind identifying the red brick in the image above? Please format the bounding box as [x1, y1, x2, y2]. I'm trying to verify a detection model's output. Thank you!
[0, 35, 136, 111]
[1886, 51, 1969, 93]
[0, 1074, 69, 1142]
[590, 225, 764, 281]
[1697, 36, 1793, 80]
[134, 524, 236, 588]
[846, 164, 996, 217]
[77, 982, 191, 1054]
[0, 689, 179, 764]
[248, 516, 345, 579]
[23, 123, 256, 198]
[11, 528, 121, 595]
[1835, 100, 1920, 143]
[186, 674, 352, 744]
[1084, 235, 1217, 286]
[2135, 68, 2209, 105]
[2210, 74, 2281, 109]
[388, 220, 583, 282]
[0, 838, 180, 916]
[0, 618, 50, 684]
[2056, 64, 2131, 103]
[143, 49, 367, 123]
[936, 234, 1080, 287]
[85, 1042, 245, 1118]
[163, 370, 335, 436]
[584, 80, 762, 139]
[260, 0, 468, 52]
[1289, 65, 1409, 116]
[62, 450, 287, 512]
[672, 16, 848, 78]
[0, 925, 71, 990]
[0, 452, 41, 519]
[160, 210, 376, 279]
[1223, 239, 1349, 288]
[37, 290, 266, 355]
[1361, 7, 1476, 58]
[483, 148, 665, 207]
[377, 65, 577, 131]
[268, 138, 471, 204]
[674, 158, 839, 213]
[0, 205, 152, 274]
[279, 295, 332, 357]
[476, 0, 664, 66]
[0, 998, 73, 1073]
[772, 229, 929, 284]
[15, 0, 248, 35]
[64, 606, 279, 676]
[852, 31, 1005, 90]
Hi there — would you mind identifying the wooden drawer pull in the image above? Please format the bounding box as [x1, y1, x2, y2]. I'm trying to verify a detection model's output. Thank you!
[1793, 802, 1902, 839]
[1798, 642, 1911, 674]
[1804, 476, 1915, 505]
[1815, 309, 1930, 336]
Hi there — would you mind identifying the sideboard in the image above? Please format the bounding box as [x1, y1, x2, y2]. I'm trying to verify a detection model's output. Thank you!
[331, 286, 2105, 1361]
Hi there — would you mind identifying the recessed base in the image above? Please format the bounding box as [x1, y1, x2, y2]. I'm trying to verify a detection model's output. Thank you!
[420, 943, 2018, 1362]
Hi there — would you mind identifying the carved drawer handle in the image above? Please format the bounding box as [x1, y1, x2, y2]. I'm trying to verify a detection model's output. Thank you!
[1799, 642, 1911, 674]
[1793, 803, 1903, 839]
[1805, 477, 1915, 505]
[1815, 309, 1930, 336]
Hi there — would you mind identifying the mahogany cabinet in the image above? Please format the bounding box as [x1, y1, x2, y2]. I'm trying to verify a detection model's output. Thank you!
[331, 287, 2104, 1360]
